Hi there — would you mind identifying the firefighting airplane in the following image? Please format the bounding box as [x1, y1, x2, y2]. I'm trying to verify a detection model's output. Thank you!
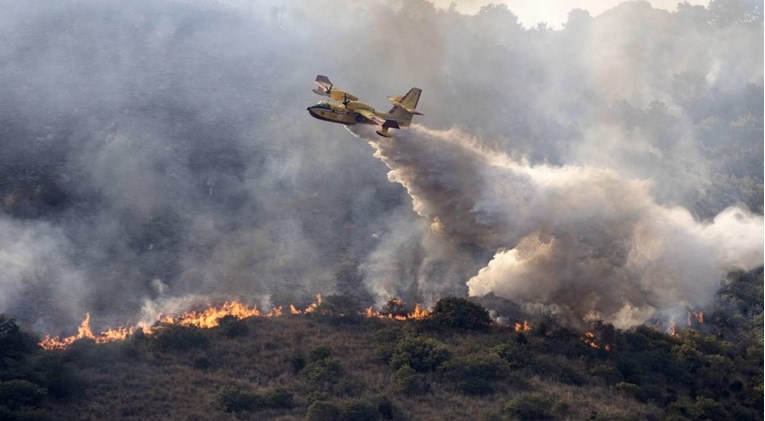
[307, 75, 422, 137]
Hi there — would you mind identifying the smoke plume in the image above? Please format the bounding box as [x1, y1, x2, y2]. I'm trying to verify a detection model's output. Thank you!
[353, 124, 762, 328]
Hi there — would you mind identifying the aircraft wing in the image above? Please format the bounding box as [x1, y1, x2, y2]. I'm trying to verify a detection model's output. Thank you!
[356, 109, 385, 125]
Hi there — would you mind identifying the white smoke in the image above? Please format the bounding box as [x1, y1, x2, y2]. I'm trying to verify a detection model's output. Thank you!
[352, 124, 763, 328]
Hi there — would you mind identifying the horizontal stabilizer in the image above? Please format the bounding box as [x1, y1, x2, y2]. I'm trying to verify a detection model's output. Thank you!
[315, 75, 332, 90]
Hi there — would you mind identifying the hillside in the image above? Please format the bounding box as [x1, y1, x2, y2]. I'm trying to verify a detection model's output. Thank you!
[1, 269, 762, 421]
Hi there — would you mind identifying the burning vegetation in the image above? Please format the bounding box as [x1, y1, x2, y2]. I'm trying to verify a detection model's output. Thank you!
[39, 295, 434, 350]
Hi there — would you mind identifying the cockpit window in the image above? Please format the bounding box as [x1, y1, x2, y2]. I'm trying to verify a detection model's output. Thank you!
[315, 102, 331, 109]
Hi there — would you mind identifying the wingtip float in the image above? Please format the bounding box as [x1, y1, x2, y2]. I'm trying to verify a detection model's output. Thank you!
[307, 75, 422, 138]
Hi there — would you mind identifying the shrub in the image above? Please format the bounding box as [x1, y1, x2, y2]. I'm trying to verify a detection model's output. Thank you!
[307, 398, 384, 421]
[0, 379, 47, 410]
[440, 353, 510, 382]
[430, 297, 492, 330]
[381, 298, 407, 318]
[32, 354, 84, 399]
[460, 378, 495, 396]
[440, 353, 510, 396]
[503, 392, 556, 420]
[390, 336, 449, 373]
[371, 394, 398, 419]
[289, 351, 306, 374]
[192, 355, 211, 370]
[393, 364, 428, 394]
[340, 399, 379, 421]
[590, 364, 624, 385]
[553, 365, 586, 386]
[215, 386, 293, 412]
[314, 295, 361, 318]
[0, 316, 34, 364]
[216, 387, 259, 412]
[152, 324, 209, 351]
[218, 315, 248, 338]
[303, 349, 349, 395]
[309, 346, 333, 362]
[493, 343, 535, 369]
[615, 382, 643, 401]
[306, 400, 341, 421]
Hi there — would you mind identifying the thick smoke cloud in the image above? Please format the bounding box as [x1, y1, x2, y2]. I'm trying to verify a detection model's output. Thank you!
[352, 124, 762, 327]
[0, 0, 761, 332]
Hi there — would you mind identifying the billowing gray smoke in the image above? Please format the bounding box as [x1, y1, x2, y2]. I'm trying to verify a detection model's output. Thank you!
[353, 124, 762, 328]
[0, 0, 762, 332]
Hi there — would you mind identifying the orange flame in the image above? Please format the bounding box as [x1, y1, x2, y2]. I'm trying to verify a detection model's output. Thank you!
[694, 311, 704, 324]
[514, 320, 530, 333]
[668, 322, 677, 336]
[583, 331, 599, 349]
[364, 303, 431, 320]
[39, 313, 139, 350]
[303, 293, 322, 313]
[39, 301, 270, 350]
[39, 295, 434, 350]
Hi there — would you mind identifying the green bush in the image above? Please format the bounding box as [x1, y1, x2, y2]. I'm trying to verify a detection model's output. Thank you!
[430, 297, 492, 330]
[306, 400, 341, 421]
[192, 355, 211, 369]
[218, 315, 248, 338]
[289, 350, 306, 374]
[304, 358, 343, 385]
[309, 346, 333, 362]
[32, 353, 84, 399]
[371, 394, 398, 419]
[215, 386, 293, 412]
[615, 382, 643, 401]
[667, 396, 730, 420]
[390, 336, 449, 373]
[440, 353, 510, 396]
[339, 399, 379, 421]
[440, 353, 510, 382]
[0, 316, 34, 365]
[314, 295, 361, 318]
[590, 364, 624, 385]
[393, 364, 428, 394]
[0, 380, 47, 410]
[503, 392, 556, 420]
[460, 378, 495, 396]
[493, 343, 535, 369]
[306, 398, 385, 421]
[152, 324, 209, 351]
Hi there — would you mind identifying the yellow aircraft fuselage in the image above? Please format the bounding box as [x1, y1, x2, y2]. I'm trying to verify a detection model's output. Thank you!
[308, 75, 422, 137]
[307, 101, 386, 126]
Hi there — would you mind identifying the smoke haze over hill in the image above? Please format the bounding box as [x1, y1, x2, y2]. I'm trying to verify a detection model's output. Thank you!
[0, 0, 762, 332]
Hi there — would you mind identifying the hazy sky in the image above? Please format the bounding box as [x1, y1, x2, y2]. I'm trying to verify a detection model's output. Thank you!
[431, 0, 710, 27]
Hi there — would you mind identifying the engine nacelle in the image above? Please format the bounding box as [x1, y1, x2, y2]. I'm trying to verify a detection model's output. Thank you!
[344, 101, 374, 112]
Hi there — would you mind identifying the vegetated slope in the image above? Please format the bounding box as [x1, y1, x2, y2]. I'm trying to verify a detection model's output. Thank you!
[1, 269, 762, 421]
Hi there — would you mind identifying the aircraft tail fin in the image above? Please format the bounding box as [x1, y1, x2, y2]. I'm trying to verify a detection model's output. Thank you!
[387, 88, 423, 126]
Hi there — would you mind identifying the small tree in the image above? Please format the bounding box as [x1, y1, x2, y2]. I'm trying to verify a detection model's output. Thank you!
[315, 295, 361, 318]
[390, 335, 449, 372]
[430, 297, 492, 330]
